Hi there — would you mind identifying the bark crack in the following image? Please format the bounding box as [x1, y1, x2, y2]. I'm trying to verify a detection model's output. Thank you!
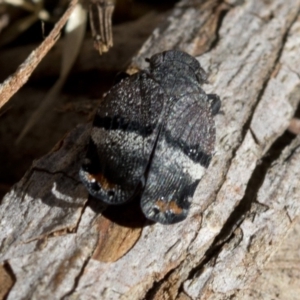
[31, 167, 81, 184]
[204, 1, 231, 53]
[60, 254, 92, 299]
[183, 127, 297, 286]
[144, 261, 185, 300]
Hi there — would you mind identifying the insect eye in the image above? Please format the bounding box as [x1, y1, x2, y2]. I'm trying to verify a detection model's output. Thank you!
[152, 207, 160, 215]
[92, 181, 101, 191]
[107, 190, 115, 199]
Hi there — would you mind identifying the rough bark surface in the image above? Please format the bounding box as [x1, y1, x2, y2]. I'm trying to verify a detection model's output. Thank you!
[1, 0, 300, 299]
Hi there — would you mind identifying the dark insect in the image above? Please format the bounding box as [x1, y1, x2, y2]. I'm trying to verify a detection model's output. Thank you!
[79, 50, 220, 224]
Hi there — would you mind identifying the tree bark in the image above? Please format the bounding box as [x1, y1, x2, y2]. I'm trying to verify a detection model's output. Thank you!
[1, 0, 300, 299]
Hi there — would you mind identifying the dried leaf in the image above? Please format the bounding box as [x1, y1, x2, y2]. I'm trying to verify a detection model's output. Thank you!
[89, 0, 115, 54]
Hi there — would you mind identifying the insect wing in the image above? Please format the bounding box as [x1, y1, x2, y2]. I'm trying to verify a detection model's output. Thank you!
[80, 72, 166, 204]
[141, 88, 215, 224]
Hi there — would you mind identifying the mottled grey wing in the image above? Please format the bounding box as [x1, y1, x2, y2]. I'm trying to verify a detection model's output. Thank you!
[80, 72, 166, 204]
[141, 90, 215, 224]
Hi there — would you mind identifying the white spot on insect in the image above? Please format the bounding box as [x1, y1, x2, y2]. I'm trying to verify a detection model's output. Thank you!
[158, 138, 206, 181]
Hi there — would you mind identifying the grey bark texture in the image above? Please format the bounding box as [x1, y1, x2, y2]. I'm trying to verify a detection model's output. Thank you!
[1, 0, 300, 299]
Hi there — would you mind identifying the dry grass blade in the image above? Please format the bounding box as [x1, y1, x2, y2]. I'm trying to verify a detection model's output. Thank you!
[0, 0, 79, 110]
[89, 0, 115, 54]
[16, 2, 87, 143]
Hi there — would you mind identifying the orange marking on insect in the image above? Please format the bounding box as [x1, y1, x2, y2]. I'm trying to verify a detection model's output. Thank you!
[155, 199, 183, 215]
[87, 173, 116, 191]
